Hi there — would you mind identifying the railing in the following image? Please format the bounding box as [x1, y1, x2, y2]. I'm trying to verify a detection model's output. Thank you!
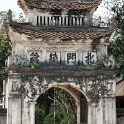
[37, 16, 84, 26]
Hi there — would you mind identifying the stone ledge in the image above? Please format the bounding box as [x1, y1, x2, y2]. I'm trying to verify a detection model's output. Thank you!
[3, 68, 118, 77]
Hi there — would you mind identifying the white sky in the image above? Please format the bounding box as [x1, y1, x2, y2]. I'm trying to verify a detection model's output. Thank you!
[0, 0, 23, 13]
[0, 0, 105, 13]
[0, 0, 110, 18]
[0, 0, 121, 20]
[0, 0, 122, 13]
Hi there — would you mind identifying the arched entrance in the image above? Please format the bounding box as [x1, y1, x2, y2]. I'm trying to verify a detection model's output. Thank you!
[3, 70, 117, 124]
[35, 85, 88, 124]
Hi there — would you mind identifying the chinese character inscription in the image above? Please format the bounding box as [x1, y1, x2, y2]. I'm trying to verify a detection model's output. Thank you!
[30, 52, 39, 63]
[49, 52, 58, 61]
[49, 52, 59, 65]
[83, 52, 97, 65]
[67, 53, 76, 65]
[85, 52, 95, 64]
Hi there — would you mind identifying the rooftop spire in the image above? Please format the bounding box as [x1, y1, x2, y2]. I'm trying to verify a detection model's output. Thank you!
[7, 9, 12, 21]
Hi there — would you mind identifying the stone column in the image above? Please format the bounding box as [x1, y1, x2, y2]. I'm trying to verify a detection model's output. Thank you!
[76, 102, 81, 124]
[29, 102, 36, 124]
[45, 16, 48, 25]
[22, 97, 30, 124]
[49, 16, 52, 25]
[62, 16, 65, 26]
[7, 95, 21, 124]
[73, 17, 75, 26]
[80, 17, 83, 26]
[104, 97, 116, 124]
[38, 16, 40, 25]
[59, 17, 61, 26]
[87, 102, 97, 124]
[77, 17, 79, 26]
[42, 16, 44, 25]
[96, 100, 104, 124]
[66, 17, 68, 26]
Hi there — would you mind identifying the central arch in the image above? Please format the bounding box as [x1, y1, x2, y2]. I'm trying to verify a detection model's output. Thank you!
[35, 84, 88, 124]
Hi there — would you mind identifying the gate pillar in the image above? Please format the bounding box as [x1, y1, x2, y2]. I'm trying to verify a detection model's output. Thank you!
[29, 102, 36, 124]
[76, 101, 81, 124]
[88, 102, 97, 124]
[104, 97, 116, 124]
[87, 97, 116, 124]
[7, 96, 21, 124]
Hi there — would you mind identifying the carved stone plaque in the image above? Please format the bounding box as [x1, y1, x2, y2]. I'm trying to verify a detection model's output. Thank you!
[83, 52, 97, 65]
[28, 50, 42, 63]
[12, 81, 20, 92]
[46, 51, 60, 65]
[65, 52, 78, 65]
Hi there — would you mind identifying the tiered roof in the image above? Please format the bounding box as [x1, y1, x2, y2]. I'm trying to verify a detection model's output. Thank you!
[18, 0, 102, 10]
[9, 21, 114, 40]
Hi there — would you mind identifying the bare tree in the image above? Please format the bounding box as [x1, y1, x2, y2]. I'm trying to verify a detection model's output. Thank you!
[93, 0, 123, 27]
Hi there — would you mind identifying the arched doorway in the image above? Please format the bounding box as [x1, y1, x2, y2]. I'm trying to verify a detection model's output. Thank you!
[35, 85, 88, 124]
[5, 74, 117, 124]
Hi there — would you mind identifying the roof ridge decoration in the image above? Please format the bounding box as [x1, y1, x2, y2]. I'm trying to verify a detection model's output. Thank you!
[8, 21, 114, 40]
[18, 0, 102, 10]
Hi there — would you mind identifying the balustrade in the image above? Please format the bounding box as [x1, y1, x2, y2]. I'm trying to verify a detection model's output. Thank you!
[37, 16, 84, 26]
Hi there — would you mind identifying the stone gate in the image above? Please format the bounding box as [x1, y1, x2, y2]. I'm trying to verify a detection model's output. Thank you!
[2, 0, 117, 124]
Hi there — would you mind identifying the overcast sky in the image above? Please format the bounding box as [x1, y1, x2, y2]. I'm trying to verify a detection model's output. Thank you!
[0, 0, 22, 13]
[0, 0, 105, 18]
[0, 0, 121, 20]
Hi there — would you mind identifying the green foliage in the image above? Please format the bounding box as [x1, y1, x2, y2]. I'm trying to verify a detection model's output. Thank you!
[0, 11, 7, 26]
[0, 30, 11, 97]
[36, 88, 54, 115]
[110, 5, 124, 77]
[60, 115, 76, 124]
[29, 62, 40, 69]
[55, 89, 77, 118]
[35, 106, 45, 124]
[43, 111, 64, 124]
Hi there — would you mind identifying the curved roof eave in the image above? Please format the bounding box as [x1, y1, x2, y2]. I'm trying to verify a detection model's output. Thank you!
[7, 21, 115, 40]
[18, 0, 102, 10]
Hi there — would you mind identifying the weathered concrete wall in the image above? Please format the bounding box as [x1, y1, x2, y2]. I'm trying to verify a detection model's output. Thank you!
[0, 108, 7, 124]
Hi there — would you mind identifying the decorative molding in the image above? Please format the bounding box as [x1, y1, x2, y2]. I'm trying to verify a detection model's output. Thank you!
[12, 81, 20, 92]
[19, 75, 114, 102]
[96, 57, 113, 68]
[82, 75, 113, 102]
[7, 55, 29, 67]
[19, 75, 48, 99]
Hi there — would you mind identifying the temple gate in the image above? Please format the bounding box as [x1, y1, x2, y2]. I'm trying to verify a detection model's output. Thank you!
[2, 0, 117, 124]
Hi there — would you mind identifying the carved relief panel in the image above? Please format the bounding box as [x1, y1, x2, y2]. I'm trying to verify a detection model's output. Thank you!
[12, 81, 20, 92]
[7, 55, 29, 67]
